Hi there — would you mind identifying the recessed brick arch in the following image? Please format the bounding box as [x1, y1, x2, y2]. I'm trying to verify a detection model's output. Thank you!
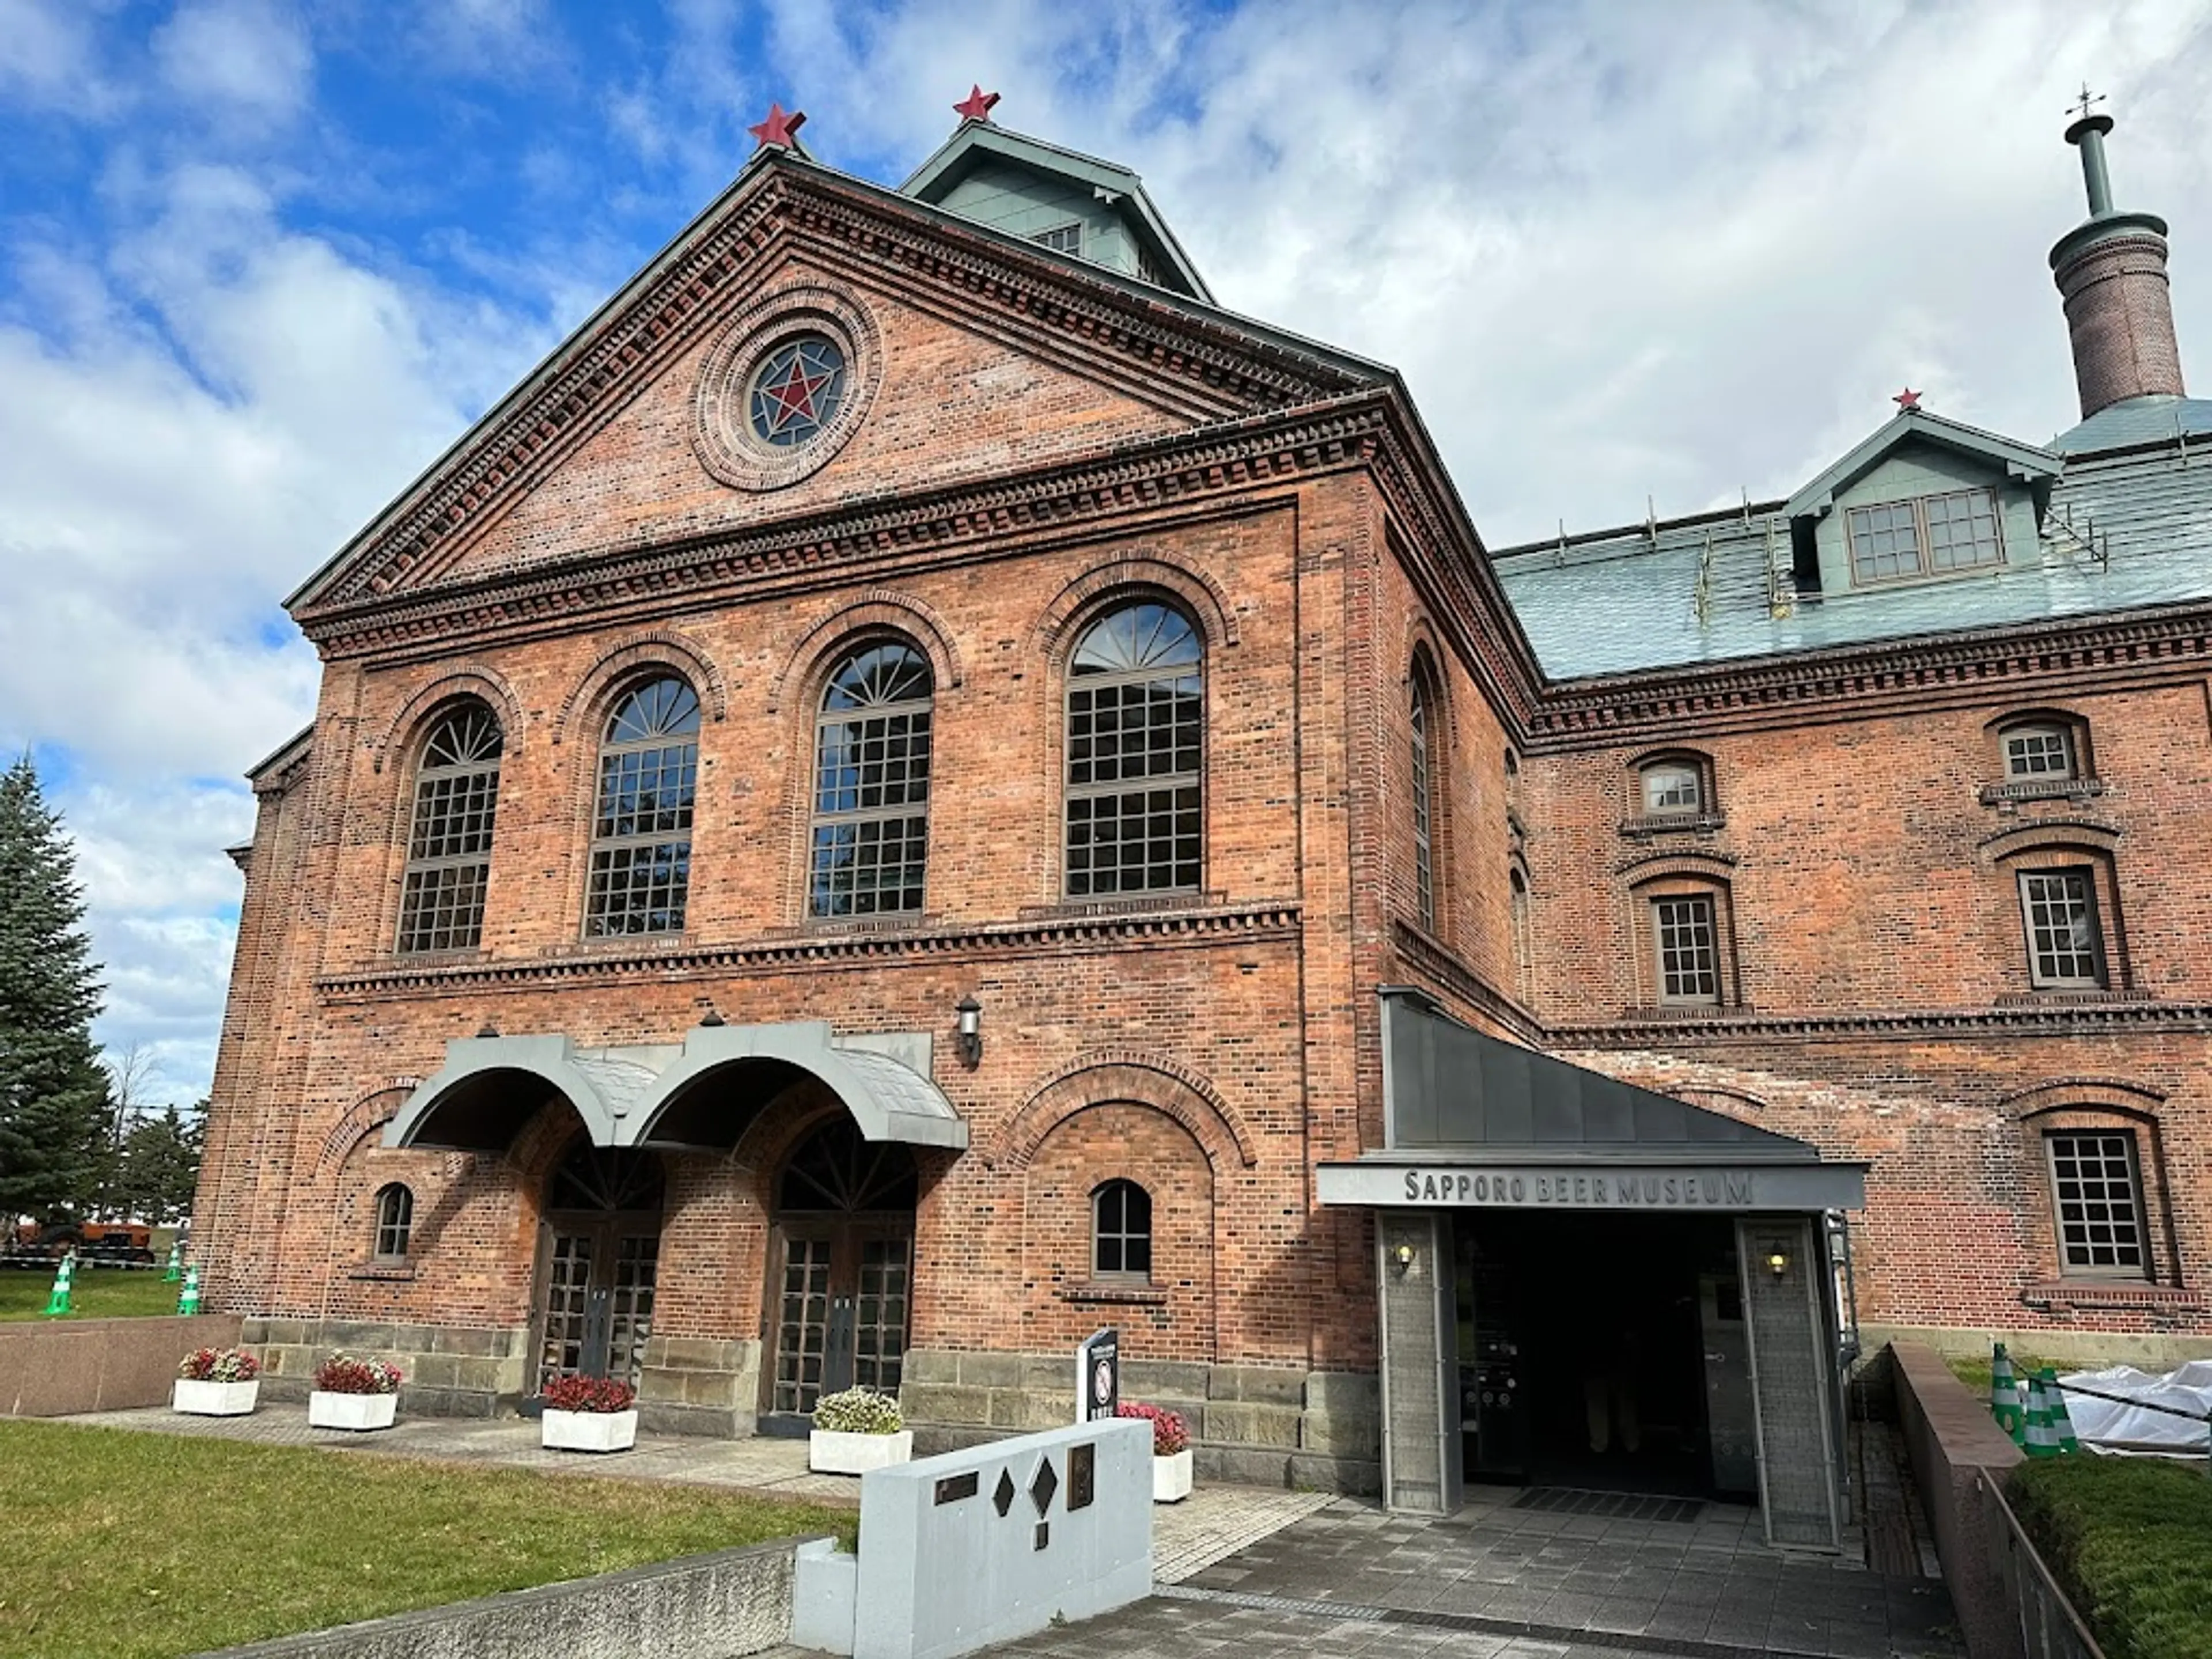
[1034, 554, 1239, 661]
[765, 590, 965, 713]
[368, 668, 527, 773]
[551, 628, 729, 744]
[1978, 819, 2122, 864]
[312, 1084, 418, 1180]
[998, 1054, 1257, 1173]
[1998, 1078, 2168, 1121]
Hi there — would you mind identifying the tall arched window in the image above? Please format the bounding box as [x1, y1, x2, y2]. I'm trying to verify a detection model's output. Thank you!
[586, 676, 699, 936]
[1065, 602, 1203, 896]
[1092, 1179, 1153, 1279]
[372, 1183, 413, 1259]
[1510, 868, 1533, 1003]
[810, 641, 933, 917]
[397, 700, 503, 953]
[1410, 668, 1437, 932]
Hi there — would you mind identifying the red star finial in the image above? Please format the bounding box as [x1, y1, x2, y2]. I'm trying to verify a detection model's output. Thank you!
[748, 102, 806, 150]
[955, 85, 1001, 123]
[1893, 387, 1922, 412]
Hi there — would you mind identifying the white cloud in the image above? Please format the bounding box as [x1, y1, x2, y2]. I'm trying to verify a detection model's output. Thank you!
[151, 0, 315, 127]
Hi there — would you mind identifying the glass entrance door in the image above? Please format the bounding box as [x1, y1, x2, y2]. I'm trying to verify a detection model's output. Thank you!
[530, 1143, 664, 1393]
[763, 1117, 916, 1423]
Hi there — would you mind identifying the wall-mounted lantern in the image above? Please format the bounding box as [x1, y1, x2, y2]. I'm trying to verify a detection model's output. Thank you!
[956, 994, 983, 1068]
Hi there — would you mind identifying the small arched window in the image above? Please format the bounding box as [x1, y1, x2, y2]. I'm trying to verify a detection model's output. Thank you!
[397, 701, 503, 953]
[586, 676, 700, 936]
[1092, 1179, 1153, 1279]
[372, 1184, 413, 1259]
[1065, 603, 1203, 896]
[2001, 721, 2080, 782]
[1639, 759, 1705, 817]
[811, 641, 933, 917]
[1410, 671, 1437, 932]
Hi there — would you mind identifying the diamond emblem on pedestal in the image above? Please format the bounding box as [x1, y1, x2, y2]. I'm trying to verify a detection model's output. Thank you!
[993, 1468, 1016, 1517]
[1029, 1455, 1059, 1516]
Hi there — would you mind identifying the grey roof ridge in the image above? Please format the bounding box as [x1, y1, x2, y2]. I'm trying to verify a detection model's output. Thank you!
[1782, 408, 2061, 521]
[1490, 497, 1789, 564]
[244, 723, 315, 783]
[898, 119, 1213, 302]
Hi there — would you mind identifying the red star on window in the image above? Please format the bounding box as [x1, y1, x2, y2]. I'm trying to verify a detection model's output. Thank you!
[955, 85, 1001, 123]
[748, 102, 807, 150]
[759, 354, 832, 432]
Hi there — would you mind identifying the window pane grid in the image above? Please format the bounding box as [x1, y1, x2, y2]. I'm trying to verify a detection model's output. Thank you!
[399, 862, 493, 954]
[1092, 1181, 1153, 1278]
[1924, 488, 2005, 571]
[2005, 728, 2075, 779]
[586, 679, 699, 937]
[1032, 222, 1082, 254]
[2020, 870, 2104, 987]
[1065, 605, 1203, 898]
[1847, 499, 1922, 582]
[1654, 896, 1719, 1004]
[1642, 764, 1702, 815]
[1849, 489, 2003, 584]
[1411, 689, 1434, 931]
[372, 1186, 412, 1259]
[2047, 1131, 2146, 1273]
[398, 704, 502, 955]
[811, 646, 932, 918]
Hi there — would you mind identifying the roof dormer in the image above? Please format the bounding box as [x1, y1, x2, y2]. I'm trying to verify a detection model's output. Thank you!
[1783, 407, 2062, 595]
[900, 112, 1212, 302]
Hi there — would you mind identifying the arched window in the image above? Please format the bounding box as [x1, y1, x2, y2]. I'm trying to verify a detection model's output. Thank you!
[810, 641, 933, 917]
[1639, 757, 1705, 817]
[1509, 867, 1533, 1002]
[372, 1183, 413, 1259]
[397, 701, 503, 953]
[1092, 1179, 1153, 1279]
[1065, 603, 1203, 896]
[1999, 719, 2082, 782]
[1411, 674, 1435, 931]
[586, 677, 700, 936]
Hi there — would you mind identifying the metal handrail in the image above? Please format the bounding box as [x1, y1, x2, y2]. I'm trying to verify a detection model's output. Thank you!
[1980, 1470, 2108, 1659]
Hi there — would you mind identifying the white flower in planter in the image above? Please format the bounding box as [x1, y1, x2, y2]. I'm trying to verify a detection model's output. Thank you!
[809, 1387, 913, 1475]
[173, 1347, 261, 1416]
[307, 1352, 403, 1431]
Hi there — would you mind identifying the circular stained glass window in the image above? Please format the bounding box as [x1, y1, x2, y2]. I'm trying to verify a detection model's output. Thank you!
[747, 334, 847, 449]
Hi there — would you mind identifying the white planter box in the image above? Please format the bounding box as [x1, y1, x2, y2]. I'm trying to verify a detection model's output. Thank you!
[309, 1390, 398, 1431]
[809, 1427, 913, 1475]
[1153, 1448, 1194, 1503]
[542, 1407, 638, 1453]
[172, 1378, 259, 1416]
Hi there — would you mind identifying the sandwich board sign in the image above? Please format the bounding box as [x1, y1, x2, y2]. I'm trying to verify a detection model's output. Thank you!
[1077, 1327, 1119, 1422]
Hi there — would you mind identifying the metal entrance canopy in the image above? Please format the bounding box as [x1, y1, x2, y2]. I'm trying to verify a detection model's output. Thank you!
[382, 1020, 968, 1154]
[1316, 990, 1866, 1213]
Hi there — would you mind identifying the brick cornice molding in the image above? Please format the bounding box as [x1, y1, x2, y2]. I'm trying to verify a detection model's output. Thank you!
[1525, 601, 2212, 748]
[313, 900, 1302, 1003]
[1550, 999, 2212, 1046]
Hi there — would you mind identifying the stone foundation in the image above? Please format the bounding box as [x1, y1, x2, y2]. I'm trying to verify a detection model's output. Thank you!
[899, 1349, 1381, 1494]
[240, 1319, 528, 1418]
[1863, 1321, 2212, 1372]
[639, 1335, 761, 1437]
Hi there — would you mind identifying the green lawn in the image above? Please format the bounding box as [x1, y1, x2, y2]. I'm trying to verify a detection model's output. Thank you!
[2010, 1455, 2212, 1659]
[0, 1420, 858, 1659]
[0, 1267, 181, 1322]
[1945, 1349, 2054, 1396]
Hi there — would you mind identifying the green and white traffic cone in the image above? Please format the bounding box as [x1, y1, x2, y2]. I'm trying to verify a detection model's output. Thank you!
[1991, 1343, 2025, 1442]
[177, 1265, 201, 1316]
[2041, 1368, 2080, 1455]
[163, 1243, 182, 1283]
[41, 1255, 73, 1317]
[2022, 1371, 2058, 1459]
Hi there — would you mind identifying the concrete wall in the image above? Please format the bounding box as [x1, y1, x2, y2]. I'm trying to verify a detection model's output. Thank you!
[1891, 1340, 2028, 1659]
[0, 1314, 243, 1416]
[902, 1348, 1380, 1494]
[197, 1535, 820, 1659]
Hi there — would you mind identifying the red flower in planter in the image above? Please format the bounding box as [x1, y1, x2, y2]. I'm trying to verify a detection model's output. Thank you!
[313, 1353, 403, 1394]
[177, 1347, 260, 1382]
[543, 1374, 637, 1414]
[1116, 1401, 1189, 1456]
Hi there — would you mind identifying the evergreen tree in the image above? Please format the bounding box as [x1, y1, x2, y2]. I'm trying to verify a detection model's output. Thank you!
[0, 756, 112, 1220]
[116, 1103, 204, 1224]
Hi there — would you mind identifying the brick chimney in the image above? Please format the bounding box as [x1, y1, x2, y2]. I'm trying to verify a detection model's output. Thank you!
[2050, 109, 2186, 419]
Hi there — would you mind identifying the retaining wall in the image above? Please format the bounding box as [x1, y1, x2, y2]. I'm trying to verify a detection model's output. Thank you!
[197, 1535, 824, 1658]
[1891, 1339, 2026, 1659]
[0, 1313, 243, 1416]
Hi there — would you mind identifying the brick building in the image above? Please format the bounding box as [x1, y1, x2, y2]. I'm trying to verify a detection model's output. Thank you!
[196, 100, 2212, 1543]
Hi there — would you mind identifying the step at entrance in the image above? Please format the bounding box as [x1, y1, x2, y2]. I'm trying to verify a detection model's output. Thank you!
[1509, 1486, 1704, 1525]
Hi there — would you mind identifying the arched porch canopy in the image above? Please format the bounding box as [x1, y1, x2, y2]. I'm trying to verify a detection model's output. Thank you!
[382, 1022, 967, 1154]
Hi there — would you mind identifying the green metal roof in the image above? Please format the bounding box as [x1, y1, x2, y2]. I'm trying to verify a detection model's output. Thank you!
[2053, 394, 2212, 454]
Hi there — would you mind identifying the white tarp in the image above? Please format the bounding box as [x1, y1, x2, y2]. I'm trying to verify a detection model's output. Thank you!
[2056, 1361, 2212, 1451]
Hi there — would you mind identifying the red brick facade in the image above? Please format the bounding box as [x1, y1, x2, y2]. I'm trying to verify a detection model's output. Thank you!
[195, 140, 2212, 1484]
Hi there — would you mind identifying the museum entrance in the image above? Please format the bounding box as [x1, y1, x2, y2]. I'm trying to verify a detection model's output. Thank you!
[759, 1115, 917, 1432]
[529, 1141, 666, 1393]
[1454, 1210, 1757, 1500]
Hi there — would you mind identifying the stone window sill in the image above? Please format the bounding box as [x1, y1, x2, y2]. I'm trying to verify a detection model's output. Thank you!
[1020, 892, 1222, 923]
[790, 913, 931, 938]
[1057, 1282, 1168, 1306]
[1997, 988, 2149, 1006]
[348, 1261, 416, 1282]
[2023, 1278, 2198, 1312]
[1619, 812, 1728, 839]
[1980, 778, 2105, 808]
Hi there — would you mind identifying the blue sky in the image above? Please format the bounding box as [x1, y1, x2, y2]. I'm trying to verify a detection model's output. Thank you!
[3, 0, 2210, 1109]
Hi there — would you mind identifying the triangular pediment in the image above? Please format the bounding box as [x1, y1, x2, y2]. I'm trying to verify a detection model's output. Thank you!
[1783, 410, 2061, 523]
[289, 151, 1382, 624]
